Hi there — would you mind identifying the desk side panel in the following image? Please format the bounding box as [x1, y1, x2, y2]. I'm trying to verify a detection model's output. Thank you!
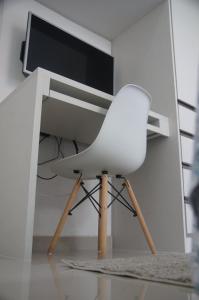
[0, 71, 43, 259]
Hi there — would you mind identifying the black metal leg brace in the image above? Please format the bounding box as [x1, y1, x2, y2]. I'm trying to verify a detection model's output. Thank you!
[81, 182, 101, 216]
[68, 176, 137, 217]
[69, 181, 101, 215]
[107, 180, 137, 216]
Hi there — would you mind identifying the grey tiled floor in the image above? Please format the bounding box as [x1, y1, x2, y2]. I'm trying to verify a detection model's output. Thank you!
[0, 250, 198, 300]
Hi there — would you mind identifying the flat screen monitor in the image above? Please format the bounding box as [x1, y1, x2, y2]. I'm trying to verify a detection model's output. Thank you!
[22, 12, 114, 95]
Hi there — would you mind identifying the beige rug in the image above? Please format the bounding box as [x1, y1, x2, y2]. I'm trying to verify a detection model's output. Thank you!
[63, 253, 193, 287]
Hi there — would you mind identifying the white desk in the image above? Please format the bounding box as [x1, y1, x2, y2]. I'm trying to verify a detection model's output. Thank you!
[40, 71, 169, 143]
[0, 68, 169, 259]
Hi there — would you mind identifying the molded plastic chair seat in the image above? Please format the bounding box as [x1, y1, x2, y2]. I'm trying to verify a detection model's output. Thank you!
[51, 84, 151, 179]
[51, 144, 143, 179]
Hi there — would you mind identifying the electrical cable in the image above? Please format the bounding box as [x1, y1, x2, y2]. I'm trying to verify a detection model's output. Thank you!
[37, 135, 79, 180]
[58, 137, 64, 158]
[37, 134, 60, 180]
[72, 140, 79, 154]
[39, 134, 49, 144]
[38, 136, 62, 166]
[37, 174, 57, 180]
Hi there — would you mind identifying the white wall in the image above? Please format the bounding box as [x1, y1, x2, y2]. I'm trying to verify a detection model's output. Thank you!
[112, 1, 185, 252]
[0, 0, 111, 238]
[0, 0, 111, 103]
[171, 0, 199, 107]
[0, 0, 4, 68]
[0, 1, 4, 41]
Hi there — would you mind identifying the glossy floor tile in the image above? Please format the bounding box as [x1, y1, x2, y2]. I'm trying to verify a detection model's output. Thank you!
[0, 251, 198, 300]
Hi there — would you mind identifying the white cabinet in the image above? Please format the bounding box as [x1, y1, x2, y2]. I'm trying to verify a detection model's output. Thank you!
[171, 0, 199, 251]
[112, 0, 197, 253]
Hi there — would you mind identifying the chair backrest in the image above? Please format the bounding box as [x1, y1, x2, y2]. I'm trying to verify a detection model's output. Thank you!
[92, 84, 151, 174]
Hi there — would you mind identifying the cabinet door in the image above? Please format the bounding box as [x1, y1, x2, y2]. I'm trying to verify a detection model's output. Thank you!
[178, 105, 196, 136]
[185, 203, 194, 235]
[182, 168, 192, 198]
[181, 136, 194, 165]
[171, 0, 199, 108]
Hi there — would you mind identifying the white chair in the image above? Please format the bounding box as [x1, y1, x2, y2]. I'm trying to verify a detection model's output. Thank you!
[48, 84, 157, 257]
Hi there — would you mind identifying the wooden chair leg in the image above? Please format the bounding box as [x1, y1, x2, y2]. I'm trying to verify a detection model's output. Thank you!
[98, 175, 108, 258]
[48, 176, 81, 255]
[124, 179, 157, 255]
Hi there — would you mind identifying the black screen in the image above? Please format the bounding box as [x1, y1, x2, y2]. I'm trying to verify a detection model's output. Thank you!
[25, 14, 114, 95]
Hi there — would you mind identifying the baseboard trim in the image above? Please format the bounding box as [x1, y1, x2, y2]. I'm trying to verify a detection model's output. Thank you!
[33, 236, 112, 253]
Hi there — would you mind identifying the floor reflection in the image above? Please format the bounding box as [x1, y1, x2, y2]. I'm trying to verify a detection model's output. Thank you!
[48, 256, 65, 300]
[0, 253, 198, 300]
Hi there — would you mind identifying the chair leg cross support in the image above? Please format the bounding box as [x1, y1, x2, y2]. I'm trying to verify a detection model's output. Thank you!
[68, 181, 101, 216]
[107, 181, 137, 216]
[68, 179, 137, 217]
[48, 175, 157, 257]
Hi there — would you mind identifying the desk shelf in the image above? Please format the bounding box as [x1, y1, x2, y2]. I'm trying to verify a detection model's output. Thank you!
[41, 91, 106, 144]
[49, 71, 113, 109]
[41, 89, 169, 143]
[43, 70, 169, 140]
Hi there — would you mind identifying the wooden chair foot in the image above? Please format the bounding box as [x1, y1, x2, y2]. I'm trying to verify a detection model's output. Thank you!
[124, 179, 157, 255]
[47, 176, 81, 255]
[98, 175, 108, 258]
